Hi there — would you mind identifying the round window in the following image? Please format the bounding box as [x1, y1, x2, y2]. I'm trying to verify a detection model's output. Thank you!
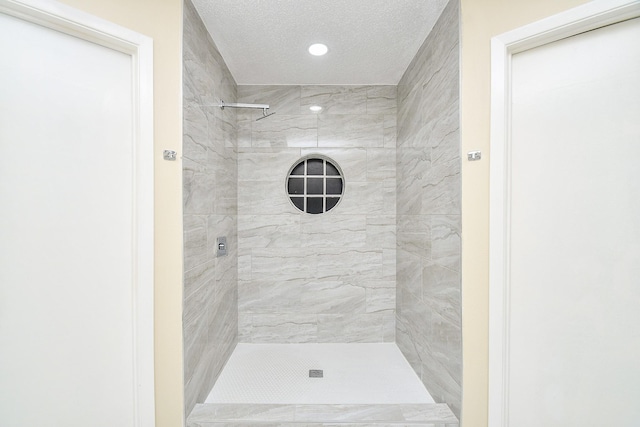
[286, 156, 344, 214]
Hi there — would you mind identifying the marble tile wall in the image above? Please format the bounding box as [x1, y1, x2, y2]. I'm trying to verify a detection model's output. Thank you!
[183, 0, 238, 416]
[187, 402, 458, 426]
[237, 85, 397, 343]
[395, 0, 462, 418]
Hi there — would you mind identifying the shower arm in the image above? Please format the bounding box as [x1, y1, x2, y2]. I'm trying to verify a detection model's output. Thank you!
[218, 100, 275, 120]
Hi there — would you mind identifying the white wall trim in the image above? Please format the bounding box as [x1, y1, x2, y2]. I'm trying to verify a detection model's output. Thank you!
[0, 1, 156, 426]
[488, 1, 640, 426]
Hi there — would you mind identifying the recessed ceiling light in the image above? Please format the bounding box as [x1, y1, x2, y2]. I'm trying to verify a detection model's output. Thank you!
[309, 105, 322, 112]
[308, 43, 328, 56]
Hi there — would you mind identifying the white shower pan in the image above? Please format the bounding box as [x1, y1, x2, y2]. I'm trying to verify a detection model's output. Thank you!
[205, 343, 435, 404]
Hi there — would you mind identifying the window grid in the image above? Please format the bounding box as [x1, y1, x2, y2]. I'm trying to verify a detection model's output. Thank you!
[287, 157, 344, 214]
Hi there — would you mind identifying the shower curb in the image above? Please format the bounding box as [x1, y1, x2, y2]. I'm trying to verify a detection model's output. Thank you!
[187, 403, 458, 427]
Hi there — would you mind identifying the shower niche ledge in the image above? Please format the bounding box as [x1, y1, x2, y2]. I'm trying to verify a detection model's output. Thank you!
[187, 403, 459, 427]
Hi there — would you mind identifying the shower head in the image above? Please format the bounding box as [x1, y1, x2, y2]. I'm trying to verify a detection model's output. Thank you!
[218, 100, 275, 121]
[256, 108, 276, 121]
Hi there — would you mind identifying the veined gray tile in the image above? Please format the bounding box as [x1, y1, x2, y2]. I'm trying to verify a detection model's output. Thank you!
[398, 214, 431, 234]
[238, 180, 296, 215]
[382, 312, 396, 341]
[421, 157, 460, 215]
[366, 86, 397, 115]
[238, 85, 301, 115]
[399, 404, 458, 423]
[184, 348, 212, 419]
[208, 149, 237, 215]
[396, 248, 423, 298]
[395, 4, 461, 415]
[366, 215, 396, 250]
[188, 403, 295, 422]
[423, 260, 461, 327]
[429, 306, 461, 367]
[183, 103, 209, 164]
[238, 254, 251, 281]
[248, 280, 367, 315]
[183, 0, 239, 413]
[382, 248, 397, 280]
[397, 87, 422, 149]
[238, 149, 301, 181]
[207, 299, 237, 354]
[317, 313, 386, 342]
[250, 248, 317, 278]
[183, 54, 213, 107]
[300, 86, 367, 114]
[397, 231, 431, 260]
[237, 117, 252, 147]
[207, 143, 236, 174]
[214, 244, 237, 286]
[294, 404, 403, 422]
[183, 157, 205, 213]
[421, 356, 461, 418]
[366, 148, 396, 181]
[382, 180, 397, 216]
[243, 278, 306, 313]
[301, 215, 366, 248]
[337, 182, 383, 215]
[431, 123, 460, 166]
[396, 316, 423, 377]
[431, 215, 461, 272]
[419, 54, 459, 161]
[183, 285, 212, 381]
[318, 115, 383, 148]
[238, 313, 253, 342]
[184, 215, 209, 271]
[366, 287, 395, 313]
[210, 105, 237, 149]
[300, 147, 367, 182]
[182, 63, 200, 107]
[238, 279, 260, 313]
[384, 114, 397, 148]
[183, 0, 209, 58]
[214, 197, 237, 217]
[397, 149, 430, 215]
[238, 214, 301, 249]
[184, 259, 215, 300]
[314, 248, 383, 280]
[247, 314, 318, 343]
[300, 281, 367, 314]
[252, 115, 317, 148]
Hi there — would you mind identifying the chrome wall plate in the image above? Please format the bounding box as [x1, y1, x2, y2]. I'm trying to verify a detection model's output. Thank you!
[163, 150, 177, 161]
[467, 151, 482, 161]
[216, 236, 228, 257]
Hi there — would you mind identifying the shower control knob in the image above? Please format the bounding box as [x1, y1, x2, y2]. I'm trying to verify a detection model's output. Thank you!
[216, 236, 228, 257]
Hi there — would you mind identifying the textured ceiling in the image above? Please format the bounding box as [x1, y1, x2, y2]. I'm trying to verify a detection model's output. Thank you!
[191, 0, 450, 85]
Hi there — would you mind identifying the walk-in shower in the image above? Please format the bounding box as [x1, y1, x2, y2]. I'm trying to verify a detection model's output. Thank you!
[182, 0, 461, 425]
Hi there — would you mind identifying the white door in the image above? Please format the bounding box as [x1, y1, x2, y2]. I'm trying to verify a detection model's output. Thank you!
[490, 5, 640, 427]
[0, 1, 154, 426]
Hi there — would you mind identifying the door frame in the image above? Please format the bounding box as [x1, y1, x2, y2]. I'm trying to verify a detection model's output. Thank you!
[488, 1, 640, 426]
[0, 0, 155, 425]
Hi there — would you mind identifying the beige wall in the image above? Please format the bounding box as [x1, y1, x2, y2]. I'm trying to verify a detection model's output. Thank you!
[459, 0, 591, 426]
[56, 0, 184, 426]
